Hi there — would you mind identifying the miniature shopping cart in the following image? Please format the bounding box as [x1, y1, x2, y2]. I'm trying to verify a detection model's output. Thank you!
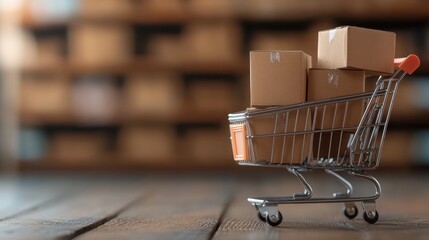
[228, 54, 420, 226]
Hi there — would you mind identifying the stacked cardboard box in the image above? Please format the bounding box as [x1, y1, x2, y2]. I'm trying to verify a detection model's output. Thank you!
[117, 126, 177, 162]
[124, 74, 183, 118]
[234, 26, 396, 164]
[310, 26, 395, 161]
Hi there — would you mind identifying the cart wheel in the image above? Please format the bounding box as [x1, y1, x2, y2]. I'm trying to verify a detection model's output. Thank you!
[344, 205, 358, 219]
[257, 211, 267, 222]
[266, 211, 283, 226]
[363, 210, 379, 224]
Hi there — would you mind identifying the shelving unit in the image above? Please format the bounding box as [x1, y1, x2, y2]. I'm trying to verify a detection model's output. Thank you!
[13, 0, 429, 170]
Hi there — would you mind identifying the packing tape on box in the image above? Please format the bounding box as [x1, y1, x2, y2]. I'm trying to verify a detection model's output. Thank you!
[327, 70, 339, 88]
[270, 51, 280, 63]
[329, 29, 336, 43]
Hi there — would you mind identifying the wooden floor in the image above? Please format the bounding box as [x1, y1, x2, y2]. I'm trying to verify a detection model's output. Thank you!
[0, 169, 429, 240]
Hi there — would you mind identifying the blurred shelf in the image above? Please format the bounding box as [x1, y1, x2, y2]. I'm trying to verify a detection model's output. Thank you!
[21, 58, 246, 75]
[18, 158, 236, 171]
[20, 109, 229, 127]
[21, 7, 429, 29]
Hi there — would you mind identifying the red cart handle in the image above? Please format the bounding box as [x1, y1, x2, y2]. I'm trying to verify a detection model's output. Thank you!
[394, 54, 420, 75]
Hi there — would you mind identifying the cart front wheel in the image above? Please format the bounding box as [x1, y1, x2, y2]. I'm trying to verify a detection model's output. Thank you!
[257, 211, 267, 222]
[266, 211, 283, 226]
[363, 210, 379, 224]
[344, 205, 358, 219]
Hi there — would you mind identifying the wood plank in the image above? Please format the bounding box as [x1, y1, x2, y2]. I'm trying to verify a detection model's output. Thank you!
[0, 174, 149, 240]
[0, 174, 67, 220]
[76, 175, 235, 240]
[213, 170, 429, 240]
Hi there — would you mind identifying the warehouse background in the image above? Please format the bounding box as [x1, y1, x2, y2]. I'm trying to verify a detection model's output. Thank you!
[0, 0, 428, 171]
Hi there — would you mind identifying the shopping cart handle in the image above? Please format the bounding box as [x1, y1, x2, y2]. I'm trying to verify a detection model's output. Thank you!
[394, 54, 420, 75]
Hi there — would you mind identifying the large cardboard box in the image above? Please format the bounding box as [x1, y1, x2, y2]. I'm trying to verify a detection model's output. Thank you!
[247, 108, 312, 165]
[250, 51, 311, 107]
[307, 69, 367, 129]
[318, 26, 395, 74]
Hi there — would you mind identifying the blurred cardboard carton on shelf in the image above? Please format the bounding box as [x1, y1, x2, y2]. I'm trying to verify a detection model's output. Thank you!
[48, 132, 108, 162]
[35, 37, 65, 66]
[69, 23, 132, 66]
[183, 127, 232, 165]
[379, 131, 412, 167]
[182, 21, 242, 63]
[250, 50, 311, 107]
[124, 74, 183, 117]
[147, 35, 184, 65]
[71, 76, 119, 122]
[118, 126, 176, 162]
[20, 75, 70, 116]
[137, 0, 186, 14]
[78, 0, 132, 18]
[250, 31, 309, 53]
[187, 80, 240, 112]
[245, 108, 312, 165]
[187, 0, 237, 17]
[307, 69, 367, 129]
[318, 26, 396, 74]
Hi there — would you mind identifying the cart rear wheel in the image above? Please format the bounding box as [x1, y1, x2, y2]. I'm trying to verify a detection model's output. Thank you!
[363, 210, 379, 224]
[266, 211, 283, 226]
[257, 211, 267, 222]
[344, 205, 358, 219]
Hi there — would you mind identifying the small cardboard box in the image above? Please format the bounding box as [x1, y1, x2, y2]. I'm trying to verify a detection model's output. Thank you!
[318, 26, 396, 74]
[307, 69, 367, 129]
[250, 51, 312, 107]
[247, 108, 312, 165]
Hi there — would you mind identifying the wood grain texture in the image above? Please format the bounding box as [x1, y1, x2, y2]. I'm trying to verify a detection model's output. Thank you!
[77, 175, 235, 240]
[0, 173, 149, 240]
[213, 170, 429, 240]
[0, 174, 71, 220]
[1, 171, 429, 240]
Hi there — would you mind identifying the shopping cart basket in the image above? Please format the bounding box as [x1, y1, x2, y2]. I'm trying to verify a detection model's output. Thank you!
[228, 54, 420, 226]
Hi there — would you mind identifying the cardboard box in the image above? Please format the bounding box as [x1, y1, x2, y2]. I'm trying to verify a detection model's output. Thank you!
[20, 75, 70, 116]
[247, 108, 312, 165]
[250, 51, 311, 107]
[307, 69, 367, 129]
[69, 23, 132, 66]
[184, 128, 233, 165]
[71, 76, 119, 121]
[118, 126, 176, 162]
[317, 26, 395, 74]
[48, 132, 108, 162]
[78, 0, 132, 18]
[124, 74, 182, 117]
[187, 80, 239, 112]
[182, 21, 241, 62]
